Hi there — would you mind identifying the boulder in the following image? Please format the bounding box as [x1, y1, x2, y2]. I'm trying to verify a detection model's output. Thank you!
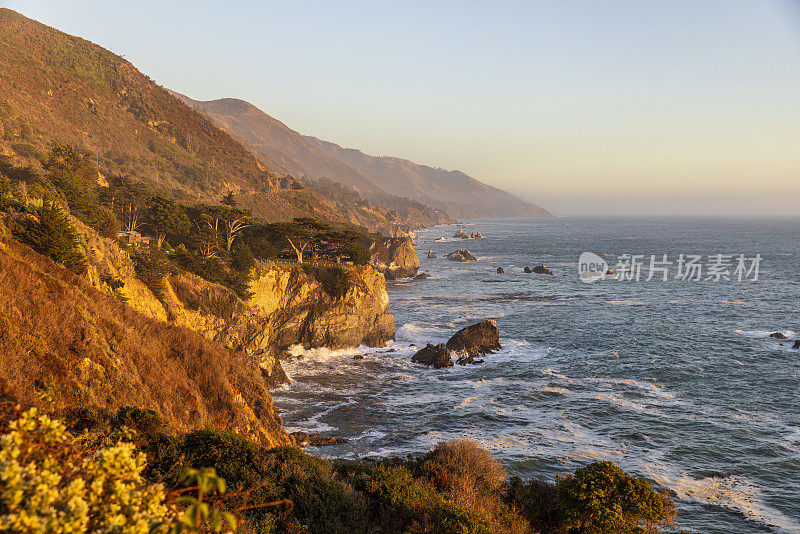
[446, 320, 501, 358]
[475, 232, 483, 238]
[794, 340, 800, 349]
[411, 343, 453, 368]
[414, 272, 431, 280]
[770, 332, 788, 339]
[533, 264, 553, 275]
[447, 249, 477, 262]
[523, 266, 533, 273]
[426, 250, 437, 259]
[455, 355, 485, 366]
[290, 431, 348, 447]
[454, 229, 468, 239]
[496, 267, 504, 274]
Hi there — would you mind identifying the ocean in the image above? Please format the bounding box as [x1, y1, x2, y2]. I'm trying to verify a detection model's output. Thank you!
[272, 217, 800, 533]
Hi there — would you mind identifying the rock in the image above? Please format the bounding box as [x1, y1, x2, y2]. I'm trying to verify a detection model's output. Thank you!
[353, 354, 365, 360]
[290, 431, 348, 447]
[261, 358, 290, 388]
[414, 273, 431, 280]
[470, 232, 476, 238]
[606, 269, 615, 275]
[523, 266, 533, 273]
[455, 355, 485, 365]
[454, 229, 468, 239]
[369, 237, 420, 279]
[475, 232, 482, 238]
[532, 264, 553, 275]
[446, 320, 501, 358]
[426, 250, 437, 259]
[446, 249, 477, 262]
[434, 237, 447, 242]
[770, 332, 788, 339]
[411, 343, 453, 368]
[793, 340, 800, 349]
[496, 267, 504, 274]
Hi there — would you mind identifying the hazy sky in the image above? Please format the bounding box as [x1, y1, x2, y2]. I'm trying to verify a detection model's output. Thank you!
[5, 0, 800, 216]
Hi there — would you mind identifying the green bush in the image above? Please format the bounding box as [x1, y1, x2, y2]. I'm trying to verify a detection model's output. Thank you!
[343, 242, 370, 266]
[19, 201, 88, 274]
[131, 246, 175, 300]
[555, 461, 676, 534]
[304, 265, 350, 298]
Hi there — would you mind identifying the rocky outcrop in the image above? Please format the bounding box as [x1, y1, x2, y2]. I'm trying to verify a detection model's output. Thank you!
[290, 431, 348, 446]
[793, 340, 800, 349]
[533, 264, 553, 275]
[412, 343, 453, 368]
[369, 237, 420, 279]
[163, 262, 395, 385]
[454, 229, 468, 239]
[446, 320, 501, 357]
[523, 266, 533, 273]
[447, 250, 477, 262]
[496, 267, 504, 274]
[770, 332, 787, 339]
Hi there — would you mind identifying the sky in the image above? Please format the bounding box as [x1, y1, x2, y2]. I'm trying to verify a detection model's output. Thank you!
[4, 0, 800, 216]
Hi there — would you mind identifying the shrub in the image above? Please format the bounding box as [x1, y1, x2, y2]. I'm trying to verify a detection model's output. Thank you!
[505, 476, 560, 532]
[131, 245, 175, 300]
[343, 242, 370, 266]
[19, 201, 88, 274]
[0, 408, 169, 533]
[304, 265, 350, 298]
[422, 438, 507, 498]
[555, 461, 676, 534]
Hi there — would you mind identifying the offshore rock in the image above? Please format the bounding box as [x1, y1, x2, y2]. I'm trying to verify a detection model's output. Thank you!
[369, 237, 420, 279]
[532, 264, 553, 275]
[447, 249, 477, 262]
[496, 267, 504, 274]
[412, 343, 453, 368]
[770, 332, 787, 339]
[446, 320, 501, 358]
[414, 272, 431, 280]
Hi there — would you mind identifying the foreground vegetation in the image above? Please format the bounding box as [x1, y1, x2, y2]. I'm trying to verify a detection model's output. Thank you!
[0, 402, 676, 534]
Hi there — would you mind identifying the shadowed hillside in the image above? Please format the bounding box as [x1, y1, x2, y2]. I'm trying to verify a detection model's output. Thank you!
[307, 137, 551, 219]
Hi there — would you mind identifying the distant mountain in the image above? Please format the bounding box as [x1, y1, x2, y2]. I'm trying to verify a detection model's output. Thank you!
[173, 94, 550, 219]
[305, 138, 551, 219]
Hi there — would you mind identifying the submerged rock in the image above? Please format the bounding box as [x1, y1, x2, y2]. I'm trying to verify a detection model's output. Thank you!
[411, 343, 453, 368]
[770, 332, 788, 339]
[290, 431, 348, 447]
[414, 272, 431, 280]
[496, 267, 504, 274]
[447, 249, 477, 262]
[523, 266, 533, 273]
[426, 250, 437, 258]
[446, 319, 501, 358]
[532, 264, 553, 275]
[793, 340, 800, 349]
[454, 229, 468, 239]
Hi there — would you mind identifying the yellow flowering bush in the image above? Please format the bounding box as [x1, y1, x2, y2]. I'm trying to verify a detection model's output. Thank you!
[0, 408, 169, 533]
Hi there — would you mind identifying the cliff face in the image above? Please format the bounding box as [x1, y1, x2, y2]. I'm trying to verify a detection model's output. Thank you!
[161, 263, 394, 385]
[369, 237, 421, 279]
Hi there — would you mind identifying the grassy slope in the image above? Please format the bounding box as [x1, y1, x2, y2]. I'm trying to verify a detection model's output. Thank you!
[0, 8, 277, 200]
[0, 229, 291, 447]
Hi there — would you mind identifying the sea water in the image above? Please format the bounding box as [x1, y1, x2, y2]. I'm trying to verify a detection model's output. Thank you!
[272, 217, 800, 533]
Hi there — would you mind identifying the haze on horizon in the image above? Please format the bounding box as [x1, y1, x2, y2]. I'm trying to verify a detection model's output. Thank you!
[5, 0, 800, 217]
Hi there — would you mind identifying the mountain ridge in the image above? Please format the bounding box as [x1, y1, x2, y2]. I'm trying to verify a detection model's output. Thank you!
[172, 93, 550, 220]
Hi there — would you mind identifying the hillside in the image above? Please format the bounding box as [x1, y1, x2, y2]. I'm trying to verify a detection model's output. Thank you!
[0, 223, 290, 447]
[170, 91, 549, 219]
[0, 8, 279, 200]
[306, 138, 552, 219]
[172, 92, 452, 228]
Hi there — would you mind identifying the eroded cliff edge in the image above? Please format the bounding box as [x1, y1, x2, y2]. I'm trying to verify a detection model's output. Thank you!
[77, 220, 395, 388]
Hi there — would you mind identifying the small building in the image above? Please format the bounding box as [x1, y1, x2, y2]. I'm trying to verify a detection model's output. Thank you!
[117, 230, 151, 246]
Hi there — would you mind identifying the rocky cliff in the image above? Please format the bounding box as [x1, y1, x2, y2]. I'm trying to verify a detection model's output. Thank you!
[75, 221, 394, 387]
[369, 237, 421, 279]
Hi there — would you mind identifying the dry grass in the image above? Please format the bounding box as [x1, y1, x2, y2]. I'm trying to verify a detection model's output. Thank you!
[0, 234, 291, 447]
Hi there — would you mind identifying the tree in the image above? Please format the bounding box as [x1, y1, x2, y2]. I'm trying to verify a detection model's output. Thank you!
[147, 196, 190, 248]
[221, 191, 237, 208]
[21, 200, 87, 274]
[556, 461, 675, 534]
